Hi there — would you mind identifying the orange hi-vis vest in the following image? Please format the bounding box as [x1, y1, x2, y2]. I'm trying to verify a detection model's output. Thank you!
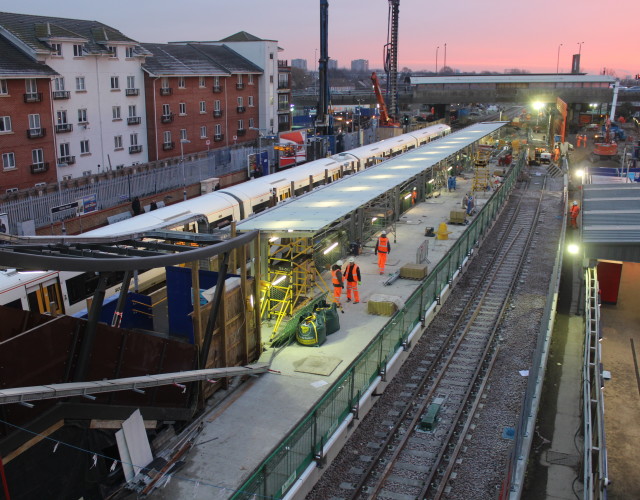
[377, 236, 389, 254]
[331, 269, 342, 287]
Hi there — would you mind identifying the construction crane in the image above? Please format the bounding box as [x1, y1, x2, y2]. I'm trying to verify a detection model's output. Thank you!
[383, 0, 400, 121]
[371, 72, 399, 127]
[316, 0, 332, 134]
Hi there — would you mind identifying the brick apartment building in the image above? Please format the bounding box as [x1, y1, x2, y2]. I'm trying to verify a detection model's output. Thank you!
[0, 35, 58, 191]
[141, 43, 262, 162]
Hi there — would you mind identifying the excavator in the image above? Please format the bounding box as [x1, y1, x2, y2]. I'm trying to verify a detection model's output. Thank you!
[591, 82, 620, 162]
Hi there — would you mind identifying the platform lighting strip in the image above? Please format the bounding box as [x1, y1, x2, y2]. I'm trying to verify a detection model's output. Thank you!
[323, 242, 338, 254]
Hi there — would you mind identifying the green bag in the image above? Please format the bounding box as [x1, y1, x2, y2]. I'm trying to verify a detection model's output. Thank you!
[296, 313, 327, 346]
[314, 300, 340, 335]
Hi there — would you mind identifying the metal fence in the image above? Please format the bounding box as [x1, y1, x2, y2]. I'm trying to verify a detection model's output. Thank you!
[0, 146, 261, 235]
[231, 153, 525, 500]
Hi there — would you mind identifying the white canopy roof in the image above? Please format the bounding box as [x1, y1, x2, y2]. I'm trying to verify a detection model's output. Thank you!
[237, 122, 507, 234]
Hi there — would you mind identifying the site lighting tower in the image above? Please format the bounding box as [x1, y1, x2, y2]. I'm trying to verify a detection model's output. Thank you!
[180, 138, 191, 201]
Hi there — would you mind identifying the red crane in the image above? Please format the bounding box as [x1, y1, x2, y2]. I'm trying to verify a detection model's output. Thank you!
[371, 72, 399, 127]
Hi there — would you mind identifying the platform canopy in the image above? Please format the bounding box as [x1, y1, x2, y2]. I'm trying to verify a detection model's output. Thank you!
[581, 183, 640, 263]
[237, 122, 508, 235]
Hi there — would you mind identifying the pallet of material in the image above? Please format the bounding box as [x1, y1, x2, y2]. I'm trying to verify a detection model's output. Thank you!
[450, 210, 466, 224]
[400, 263, 428, 280]
[367, 294, 403, 316]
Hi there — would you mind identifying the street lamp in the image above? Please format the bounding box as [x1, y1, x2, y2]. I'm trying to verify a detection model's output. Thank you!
[180, 138, 191, 201]
[435, 45, 439, 73]
[577, 41, 584, 56]
[556, 43, 563, 73]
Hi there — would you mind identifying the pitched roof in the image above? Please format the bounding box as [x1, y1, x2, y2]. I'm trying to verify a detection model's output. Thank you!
[219, 31, 264, 42]
[0, 11, 141, 55]
[141, 43, 263, 77]
[0, 34, 58, 77]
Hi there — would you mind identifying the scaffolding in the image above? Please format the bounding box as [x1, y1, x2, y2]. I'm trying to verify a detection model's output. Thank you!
[265, 236, 329, 335]
[473, 144, 493, 192]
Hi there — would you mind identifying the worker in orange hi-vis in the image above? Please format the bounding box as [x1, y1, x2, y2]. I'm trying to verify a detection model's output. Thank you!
[374, 230, 391, 275]
[344, 257, 361, 304]
[570, 201, 580, 229]
[554, 147, 560, 162]
[576, 135, 582, 148]
[582, 134, 588, 148]
[331, 260, 344, 307]
[411, 187, 417, 205]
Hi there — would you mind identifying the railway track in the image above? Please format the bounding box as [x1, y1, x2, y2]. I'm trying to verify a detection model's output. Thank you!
[307, 175, 549, 500]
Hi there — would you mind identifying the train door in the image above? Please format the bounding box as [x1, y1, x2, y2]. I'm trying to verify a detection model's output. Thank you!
[278, 187, 291, 201]
[26, 278, 64, 315]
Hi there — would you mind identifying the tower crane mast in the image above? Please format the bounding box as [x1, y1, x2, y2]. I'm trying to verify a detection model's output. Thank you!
[384, 0, 400, 120]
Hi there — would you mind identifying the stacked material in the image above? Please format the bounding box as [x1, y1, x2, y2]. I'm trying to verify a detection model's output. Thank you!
[400, 263, 429, 280]
[450, 210, 467, 224]
[367, 294, 404, 316]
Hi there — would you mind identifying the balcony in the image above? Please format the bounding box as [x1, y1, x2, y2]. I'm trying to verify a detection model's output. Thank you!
[277, 104, 290, 112]
[55, 123, 73, 133]
[52, 90, 70, 100]
[23, 92, 43, 103]
[161, 113, 174, 123]
[129, 145, 143, 154]
[30, 162, 49, 174]
[160, 87, 172, 96]
[213, 109, 223, 118]
[214, 134, 224, 142]
[212, 86, 222, 93]
[236, 83, 244, 90]
[125, 88, 140, 96]
[236, 129, 246, 136]
[236, 106, 246, 113]
[127, 116, 141, 125]
[26, 128, 46, 139]
[162, 141, 175, 151]
[58, 155, 76, 165]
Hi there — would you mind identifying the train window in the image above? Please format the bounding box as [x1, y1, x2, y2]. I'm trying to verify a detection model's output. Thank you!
[66, 271, 128, 305]
[3, 298, 23, 310]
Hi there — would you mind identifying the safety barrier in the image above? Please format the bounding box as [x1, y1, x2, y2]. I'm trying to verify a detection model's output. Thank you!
[232, 152, 526, 499]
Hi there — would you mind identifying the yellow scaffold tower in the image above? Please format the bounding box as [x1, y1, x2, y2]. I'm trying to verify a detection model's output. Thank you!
[265, 236, 329, 335]
[473, 144, 492, 191]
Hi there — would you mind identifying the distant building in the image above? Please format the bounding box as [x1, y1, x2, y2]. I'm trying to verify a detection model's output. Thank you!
[328, 59, 338, 70]
[291, 59, 307, 71]
[351, 59, 369, 72]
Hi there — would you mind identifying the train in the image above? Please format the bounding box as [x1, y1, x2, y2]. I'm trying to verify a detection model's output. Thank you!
[0, 123, 451, 316]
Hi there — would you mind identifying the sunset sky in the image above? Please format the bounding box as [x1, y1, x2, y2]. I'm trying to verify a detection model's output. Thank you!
[5, 0, 637, 77]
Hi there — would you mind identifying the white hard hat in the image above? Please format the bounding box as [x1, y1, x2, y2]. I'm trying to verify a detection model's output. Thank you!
[573, 201, 577, 206]
[336, 260, 344, 266]
[381, 230, 387, 236]
[348, 257, 355, 263]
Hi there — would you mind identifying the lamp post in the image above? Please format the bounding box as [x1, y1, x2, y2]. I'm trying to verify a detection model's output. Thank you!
[443, 43, 447, 72]
[556, 43, 563, 73]
[180, 138, 191, 201]
[435, 46, 439, 73]
[578, 41, 584, 56]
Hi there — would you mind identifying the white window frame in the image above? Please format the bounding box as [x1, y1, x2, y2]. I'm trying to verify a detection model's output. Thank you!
[162, 104, 171, 116]
[59, 142, 70, 158]
[80, 139, 90, 154]
[128, 104, 137, 118]
[78, 108, 88, 123]
[238, 119, 244, 130]
[114, 135, 123, 150]
[161, 77, 170, 89]
[214, 100, 221, 111]
[237, 96, 244, 107]
[2, 152, 15, 170]
[107, 46, 117, 58]
[130, 133, 139, 146]
[199, 76, 206, 88]
[112, 106, 121, 120]
[32, 148, 44, 165]
[0, 116, 12, 132]
[237, 74, 243, 85]
[215, 124, 222, 136]
[110, 76, 120, 90]
[200, 126, 207, 138]
[25, 79, 37, 94]
[213, 76, 220, 89]
[126, 76, 135, 90]
[199, 101, 206, 114]
[178, 77, 186, 88]
[51, 43, 62, 56]
[73, 44, 84, 57]
[125, 47, 134, 58]
[0, 79, 7, 95]
[179, 102, 186, 115]
[248, 74, 254, 85]
[75, 76, 86, 91]
[56, 110, 68, 125]
[163, 131, 171, 144]
[53, 77, 65, 91]
[28, 114, 41, 130]
[248, 95, 254, 107]
[180, 129, 187, 141]
[249, 118, 255, 128]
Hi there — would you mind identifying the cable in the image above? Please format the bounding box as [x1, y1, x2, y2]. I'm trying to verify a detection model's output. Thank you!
[0, 417, 278, 499]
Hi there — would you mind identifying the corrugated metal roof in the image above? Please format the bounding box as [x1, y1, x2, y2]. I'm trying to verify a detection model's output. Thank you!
[237, 122, 507, 234]
[411, 74, 615, 85]
[582, 184, 640, 252]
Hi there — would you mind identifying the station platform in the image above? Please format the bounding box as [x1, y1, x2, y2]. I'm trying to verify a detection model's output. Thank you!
[154, 174, 490, 499]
